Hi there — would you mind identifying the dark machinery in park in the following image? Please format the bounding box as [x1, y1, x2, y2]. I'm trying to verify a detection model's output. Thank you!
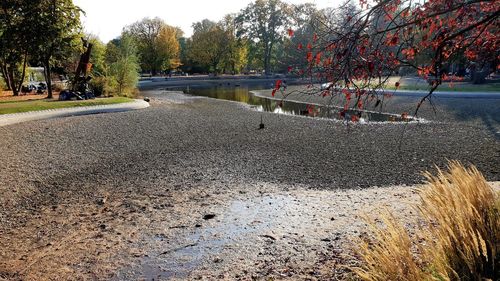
[59, 39, 95, 101]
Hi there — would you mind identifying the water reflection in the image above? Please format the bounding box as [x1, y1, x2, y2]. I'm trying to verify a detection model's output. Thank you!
[173, 85, 412, 123]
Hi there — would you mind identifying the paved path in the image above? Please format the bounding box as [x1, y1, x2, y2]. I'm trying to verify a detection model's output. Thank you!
[392, 89, 500, 99]
[0, 99, 150, 127]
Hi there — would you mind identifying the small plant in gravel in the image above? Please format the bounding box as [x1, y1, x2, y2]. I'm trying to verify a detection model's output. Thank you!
[352, 161, 500, 281]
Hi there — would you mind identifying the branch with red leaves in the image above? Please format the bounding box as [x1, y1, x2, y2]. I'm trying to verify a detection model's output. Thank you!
[286, 0, 499, 118]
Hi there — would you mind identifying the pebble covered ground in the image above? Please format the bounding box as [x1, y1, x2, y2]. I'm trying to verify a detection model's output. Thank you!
[0, 87, 498, 280]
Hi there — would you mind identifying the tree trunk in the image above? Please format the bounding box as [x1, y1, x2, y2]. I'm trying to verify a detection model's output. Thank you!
[16, 52, 28, 95]
[7, 67, 19, 96]
[44, 59, 53, 99]
[1, 63, 12, 91]
[263, 42, 272, 76]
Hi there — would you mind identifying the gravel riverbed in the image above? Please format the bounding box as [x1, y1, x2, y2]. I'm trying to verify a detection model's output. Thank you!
[0, 88, 498, 280]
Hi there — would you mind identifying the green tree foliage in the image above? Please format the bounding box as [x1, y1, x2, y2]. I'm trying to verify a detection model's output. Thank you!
[188, 20, 230, 74]
[219, 15, 248, 74]
[125, 18, 180, 76]
[106, 35, 140, 96]
[0, 76, 6, 91]
[235, 0, 293, 75]
[87, 35, 106, 77]
[28, 0, 83, 99]
[187, 17, 248, 75]
[279, 4, 324, 73]
[0, 0, 31, 96]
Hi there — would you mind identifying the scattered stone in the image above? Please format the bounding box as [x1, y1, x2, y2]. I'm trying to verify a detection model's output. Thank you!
[261, 234, 276, 241]
[203, 214, 216, 220]
[97, 197, 107, 205]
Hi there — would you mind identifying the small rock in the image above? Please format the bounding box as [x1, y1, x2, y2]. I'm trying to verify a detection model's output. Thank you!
[203, 214, 216, 220]
[97, 197, 107, 205]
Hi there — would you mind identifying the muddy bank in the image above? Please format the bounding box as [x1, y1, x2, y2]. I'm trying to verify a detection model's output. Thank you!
[0, 89, 498, 280]
[0, 182, 421, 280]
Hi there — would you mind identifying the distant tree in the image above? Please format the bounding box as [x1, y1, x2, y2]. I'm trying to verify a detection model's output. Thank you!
[87, 35, 106, 77]
[28, 0, 83, 99]
[0, 0, 30, 96]
[108, 35, 140, 96]
[186, 17, 248, 75]
[187, 20, 231, 74]
[278, 4, 325, 73]
[125, 18, 180, 76]
[219, 15, 249, 74]
[235, 0, 293, 75]
[105, 39, 121, 65]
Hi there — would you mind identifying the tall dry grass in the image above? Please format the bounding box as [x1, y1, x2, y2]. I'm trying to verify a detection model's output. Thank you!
[352, 161, 499, 281]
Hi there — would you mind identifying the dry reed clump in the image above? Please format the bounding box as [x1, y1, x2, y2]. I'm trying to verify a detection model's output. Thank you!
[352, 161, 499, 281]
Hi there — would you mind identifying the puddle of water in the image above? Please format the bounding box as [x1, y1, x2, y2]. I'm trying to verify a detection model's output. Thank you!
[142, 194, 334, 278]
[165, 84, 414, 123]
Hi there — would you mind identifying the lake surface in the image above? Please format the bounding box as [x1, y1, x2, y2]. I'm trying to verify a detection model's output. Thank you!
[163, 83, 413, 123]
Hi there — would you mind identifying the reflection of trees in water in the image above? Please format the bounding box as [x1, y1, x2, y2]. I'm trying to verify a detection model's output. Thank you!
[187, 86, 413, 122]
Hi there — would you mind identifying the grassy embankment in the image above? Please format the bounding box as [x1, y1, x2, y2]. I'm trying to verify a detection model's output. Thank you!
[0, 97, 133, 115]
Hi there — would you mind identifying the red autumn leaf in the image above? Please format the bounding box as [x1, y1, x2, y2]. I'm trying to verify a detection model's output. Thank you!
[313, 33, 318, 42]
[287, 28, 294, 37]
[287, 66, 293, 73]
[307, 52, 313, 62]
[297, 43, 303, 50]
[315, 52, 322, 65]
[386, 34, 399, 46]
[275, 80, 282, 89]
[402, 48, 416, 59]
[357, 100, 363, 109]
[359, 46, 366, 56]
[368, 61, 374, 73]
[307, 43, 312, 50]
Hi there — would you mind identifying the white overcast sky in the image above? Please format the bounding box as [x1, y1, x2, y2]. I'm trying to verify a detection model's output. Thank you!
[73, 0, 342, 42]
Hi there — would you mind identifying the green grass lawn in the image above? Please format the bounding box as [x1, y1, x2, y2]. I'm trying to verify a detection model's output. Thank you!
[0, 97, 133, 115]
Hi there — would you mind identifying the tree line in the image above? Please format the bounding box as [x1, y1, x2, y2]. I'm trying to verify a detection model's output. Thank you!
[0, 0, 329, 98]
[0, 0, 142, 97]
[1, 0, 498, 99]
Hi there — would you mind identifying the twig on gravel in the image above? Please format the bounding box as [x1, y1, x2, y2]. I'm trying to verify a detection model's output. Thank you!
[158, 243, 198, 256]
